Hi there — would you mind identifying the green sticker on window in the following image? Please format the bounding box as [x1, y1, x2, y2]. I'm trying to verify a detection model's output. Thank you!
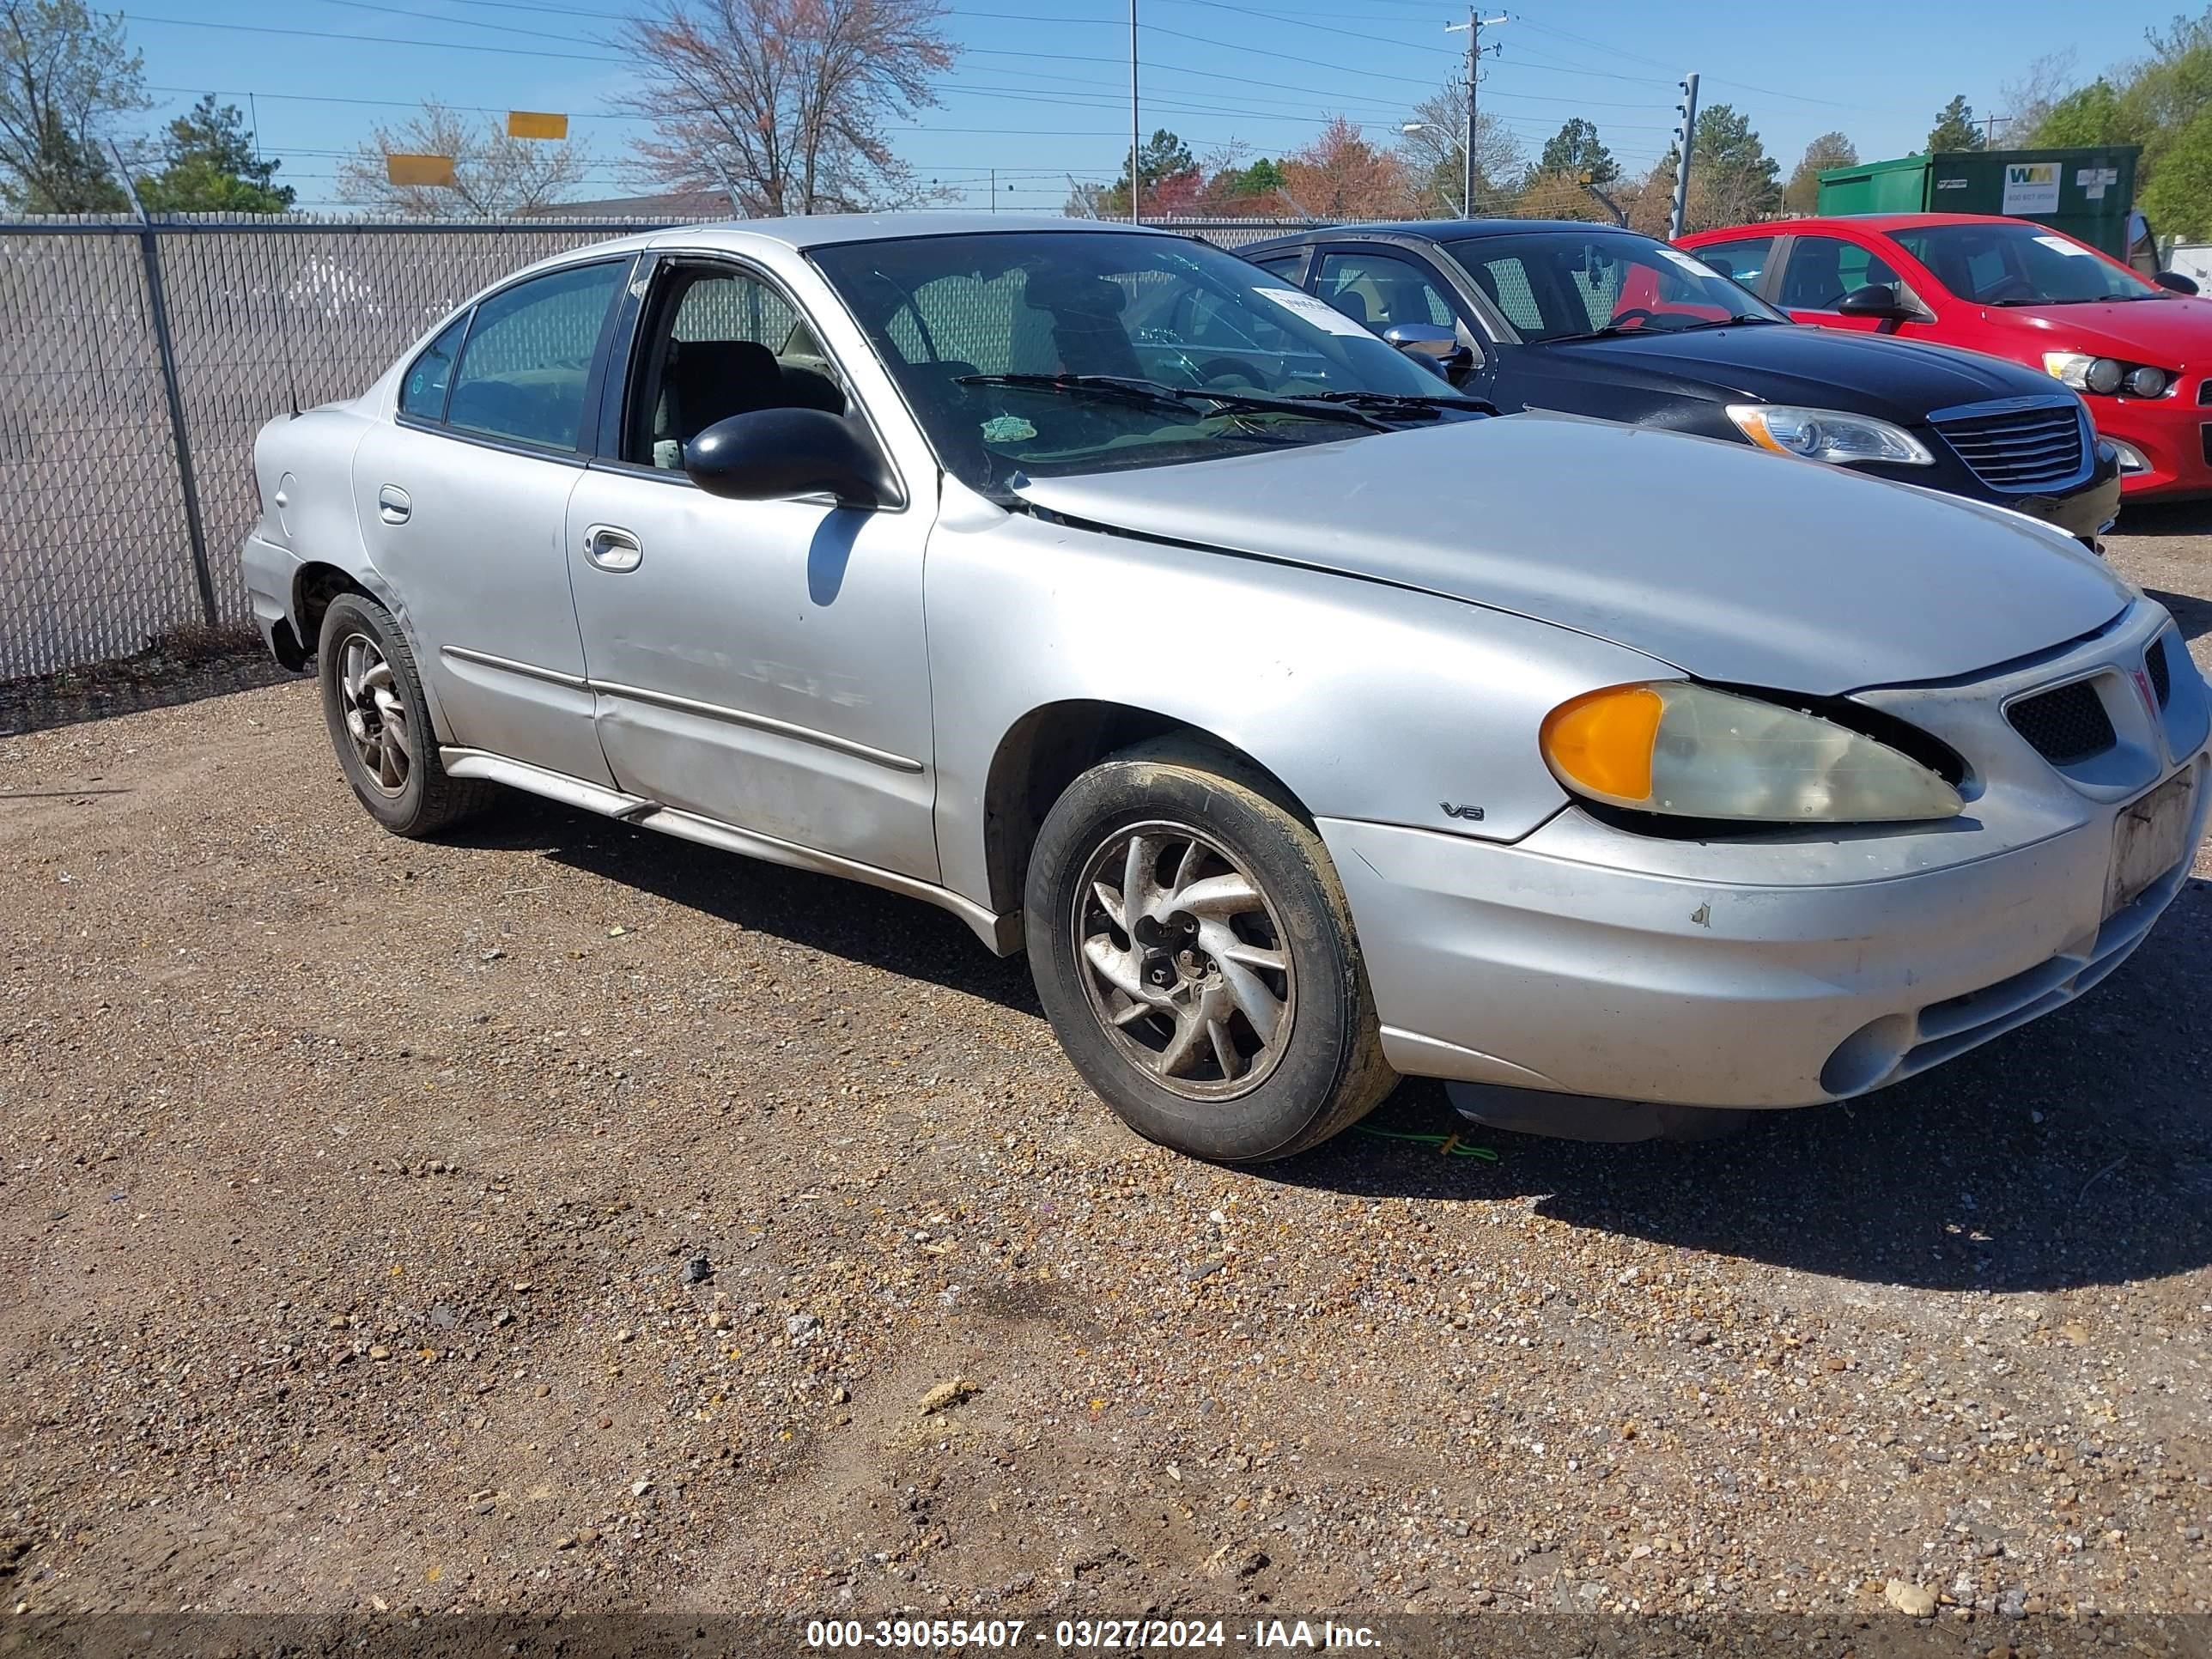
[981, 414, 1037, 443]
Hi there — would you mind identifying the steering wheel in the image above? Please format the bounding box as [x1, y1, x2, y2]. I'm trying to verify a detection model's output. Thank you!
[1195, 356, 1256, 386]
[1978, 275, 2038, 305]
[1606, 307, 1657, 331]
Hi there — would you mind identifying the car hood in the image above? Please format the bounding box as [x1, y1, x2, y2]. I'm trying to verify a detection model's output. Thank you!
[1987, 295, 2212, 366]
[1010, 413, 2131, 696]
[1547, 322, 2057, 419]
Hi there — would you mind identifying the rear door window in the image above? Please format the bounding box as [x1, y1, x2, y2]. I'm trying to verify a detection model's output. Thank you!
[444, 260, 626, 450]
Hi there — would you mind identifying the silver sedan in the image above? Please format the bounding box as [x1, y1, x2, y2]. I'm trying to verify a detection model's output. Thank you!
[242, 214, 2210, 1158]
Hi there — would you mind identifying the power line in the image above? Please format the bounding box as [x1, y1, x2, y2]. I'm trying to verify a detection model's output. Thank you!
[311, 0, 605, 46]
[134, 13, 617, 62]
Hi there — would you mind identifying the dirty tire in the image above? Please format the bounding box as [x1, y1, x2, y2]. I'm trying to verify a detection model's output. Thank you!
[1026, 736, 1396, 1163]
[317, 592, 494, 838]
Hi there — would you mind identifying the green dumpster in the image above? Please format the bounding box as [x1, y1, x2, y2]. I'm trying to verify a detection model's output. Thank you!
[1815, 147, 2141, 259]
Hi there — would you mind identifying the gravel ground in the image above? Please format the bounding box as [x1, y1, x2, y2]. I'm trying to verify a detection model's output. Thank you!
[2, 519, 2209, 1638]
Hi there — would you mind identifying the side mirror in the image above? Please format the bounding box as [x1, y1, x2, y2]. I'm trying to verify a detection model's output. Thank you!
[684, 409, 899, 507]
[1382, 321, 1475, 384]
[1833, 283, 1912, 320]
[2155, 270, 2200, 295]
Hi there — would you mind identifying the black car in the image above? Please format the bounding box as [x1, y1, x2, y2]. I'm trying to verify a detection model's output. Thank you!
[1238, 221, 2122, 544]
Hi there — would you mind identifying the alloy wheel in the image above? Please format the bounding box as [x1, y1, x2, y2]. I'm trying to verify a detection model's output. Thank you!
[337, 632, 412, 798]
[1072, 822, 1296, 1100]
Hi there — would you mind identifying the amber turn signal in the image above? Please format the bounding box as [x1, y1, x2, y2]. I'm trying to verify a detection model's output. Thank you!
[1540, 684, 1662, 805]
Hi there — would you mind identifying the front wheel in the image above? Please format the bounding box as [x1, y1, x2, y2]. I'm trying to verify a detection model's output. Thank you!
[1025, 738, 1395, 1162]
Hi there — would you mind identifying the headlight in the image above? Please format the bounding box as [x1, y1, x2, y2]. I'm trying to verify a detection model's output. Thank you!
[1724, 404, 1933, 466]
[1540, 682, 1964, 823]
[2124, 364, 2169, 398]
[2044, 351, 2126, 394]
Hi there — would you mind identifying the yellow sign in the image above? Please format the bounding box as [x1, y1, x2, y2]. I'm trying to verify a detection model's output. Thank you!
[507, 111, 569, 141]
[386, 153, 457, 187]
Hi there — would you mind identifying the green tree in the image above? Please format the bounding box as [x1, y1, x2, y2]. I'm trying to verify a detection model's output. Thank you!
[1224, 155, 1285, 198]
[1118, 128, 1194, 192]
[1535, 117, 1616, 185]
[1692, 102, 1780, 223]
[1927, 94, 1986, 151]
[2033, 77, 2130, 145]
[2018, 15, 2212, 238]
[1784, 131, 1857, 214]
[136, 94, 294, 212]
[0, 0, 148, 211]
[1085, 128, 1200, 216]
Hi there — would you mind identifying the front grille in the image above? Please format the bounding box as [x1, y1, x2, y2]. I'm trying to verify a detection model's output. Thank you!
[1933, 402, 2087, 489]
[2008, 679, 2117, 764]
[2198, 377, 2212, 405]
[2148, 636, 2172, 707]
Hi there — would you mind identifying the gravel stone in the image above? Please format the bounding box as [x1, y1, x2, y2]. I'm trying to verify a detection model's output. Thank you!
[0, 525, 2206, 1620]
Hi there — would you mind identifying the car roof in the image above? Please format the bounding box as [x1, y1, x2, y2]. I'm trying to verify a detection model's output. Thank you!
[1682, 212, 2049, 239]
[652, 211, 1157, 252]
[1246, 219, 1645, 250]
[521, 212, 1171, 272]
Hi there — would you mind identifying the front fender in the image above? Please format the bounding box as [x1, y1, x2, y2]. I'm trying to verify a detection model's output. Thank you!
[925, 500, 1678, 911]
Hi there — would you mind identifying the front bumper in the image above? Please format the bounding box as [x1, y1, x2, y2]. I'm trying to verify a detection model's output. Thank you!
[2094, 397, 2212, 500]
[1999, 438, 2122, 541]
[1323, 611, 2210, 1110]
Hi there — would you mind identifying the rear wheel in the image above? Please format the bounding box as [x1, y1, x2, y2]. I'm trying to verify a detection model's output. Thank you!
[317, 592, 493, 837]
[1026, 738, 1395, 1162]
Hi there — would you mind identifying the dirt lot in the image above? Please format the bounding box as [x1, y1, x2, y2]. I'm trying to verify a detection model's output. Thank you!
[3, 517, 2210, 1639]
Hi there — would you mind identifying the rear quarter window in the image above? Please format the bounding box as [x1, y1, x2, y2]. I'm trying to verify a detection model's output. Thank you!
[400, 315, 468, 420]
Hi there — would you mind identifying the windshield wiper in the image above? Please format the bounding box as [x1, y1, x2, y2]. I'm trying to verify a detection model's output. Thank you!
[955, 373, 1392, 431]
[1658, 314, 1784, 331]
[1295, 388, 1495, 416]
[1993, 294, 2148, 306]
[1568, 315, 1777, 340]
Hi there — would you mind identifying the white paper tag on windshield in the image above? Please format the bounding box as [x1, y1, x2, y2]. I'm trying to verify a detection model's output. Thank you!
[1255, 286, 1375, 337]
[2034, 234, 2095, 257]
[1656, 246, 1718, 277]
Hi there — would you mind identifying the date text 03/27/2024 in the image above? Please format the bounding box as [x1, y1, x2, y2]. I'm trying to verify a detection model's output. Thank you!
[803, 1620, 1382, 1650]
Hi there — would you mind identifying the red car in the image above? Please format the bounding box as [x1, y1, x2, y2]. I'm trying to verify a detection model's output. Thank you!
[1680, 213, 2212, 501]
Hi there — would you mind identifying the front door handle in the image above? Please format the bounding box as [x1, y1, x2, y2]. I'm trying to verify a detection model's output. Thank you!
[377, 485, 410, 525]
[584, 524, 643, 573]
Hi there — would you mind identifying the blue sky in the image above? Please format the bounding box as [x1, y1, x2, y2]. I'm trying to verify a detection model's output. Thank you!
[127, 0, 2179, 212]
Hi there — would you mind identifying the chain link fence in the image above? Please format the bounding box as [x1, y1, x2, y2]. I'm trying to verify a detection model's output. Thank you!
[0, 212, 1333, 682]
[0, 215, 692, 680]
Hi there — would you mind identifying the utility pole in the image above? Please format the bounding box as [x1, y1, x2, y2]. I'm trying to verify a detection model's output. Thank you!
[1129, 0, 1141, 223]
[1668, 71, 1699, 240]
[1443, 10, 1506, 219]
[990, 167, 996, 212]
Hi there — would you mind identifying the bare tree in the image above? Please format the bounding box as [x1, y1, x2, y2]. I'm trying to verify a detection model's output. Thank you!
[1399, 78, 1523, 215]
[336, 102, 590, 218]
[621, 0, 957, 216]
[1997, 49, 2080, 144]
[0, 0, 149, 211]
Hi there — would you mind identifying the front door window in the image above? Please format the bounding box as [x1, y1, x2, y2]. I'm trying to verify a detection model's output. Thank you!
[625, 264, 850, 470]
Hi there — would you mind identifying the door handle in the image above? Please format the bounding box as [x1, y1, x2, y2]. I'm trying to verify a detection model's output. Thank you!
[377, 485, 410, 526]
[584, 524, 642, 573]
